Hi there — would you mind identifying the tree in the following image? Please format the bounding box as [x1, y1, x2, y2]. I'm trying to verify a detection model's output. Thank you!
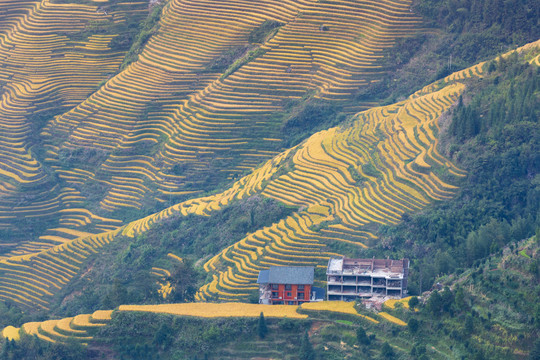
[380, 342, 394, 359]
[426, 290, 442, 315]
[453, 286, 466, 311]
[411, 343, 426, 357]
[440, 286, 455, 313]
[408, 318, 419, 334]
[102, 279, 129, 308]
[408, 296, 419, 310]
[153, 323, 173, 348]
[534, 304, 540, 330]
[169, 259, 200, 302]
[356, 326, 370, 345]
[258, 312, 268, 339]
[300, 331, 315, 360]
[248, 289, 260, 304]
[529, 339, 540, 360]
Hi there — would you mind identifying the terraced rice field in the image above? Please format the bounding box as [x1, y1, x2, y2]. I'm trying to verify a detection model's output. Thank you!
[0, 228, 121, 309]
[0, 0, 147, 241]
[1, 301, 408, 346]
[384, 296, 413, 309]
[0, 29, 537, 310]
[301, 301, 379, 323]
[39, 0, 421, 216]
[36, 57, 483, 306]
[10, 309, 112, 344]
[196, 81, 468, 301]
[0, 0, 422, 269]
[378, 311, 407, 326]
[1, 325, 20, 341]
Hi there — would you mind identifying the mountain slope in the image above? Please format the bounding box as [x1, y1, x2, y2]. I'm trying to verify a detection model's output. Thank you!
[0, 0, 421, 259]
[1, 40, 537, 311]
[0, 0, 148, 246]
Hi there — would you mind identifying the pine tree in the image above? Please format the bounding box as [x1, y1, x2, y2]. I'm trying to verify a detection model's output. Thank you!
[380, 342, 395, 359]
[257, 312, 268, 339]
[300, 331, 315, 360]
[356, 326, 370, 345]
[529, 339, 540, 360]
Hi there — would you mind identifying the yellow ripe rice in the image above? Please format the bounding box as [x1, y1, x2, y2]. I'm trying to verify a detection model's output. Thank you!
[2, 326, 20, 341]
[378, 312, 407, 326]
[119, 302, 307, 319]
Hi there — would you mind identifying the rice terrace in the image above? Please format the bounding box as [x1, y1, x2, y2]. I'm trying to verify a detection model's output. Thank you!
[0, 0, 538, 359]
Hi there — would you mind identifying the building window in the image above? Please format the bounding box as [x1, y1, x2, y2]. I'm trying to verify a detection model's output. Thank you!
[298, 292, 304, 299]
[271, 284, 278, 290]
[286, 292, 292, 297]
[288, 301, 295, 305]
[272, 292, 279, 298]
[298, 284, 304, 290]
[285, 284, 292, 290]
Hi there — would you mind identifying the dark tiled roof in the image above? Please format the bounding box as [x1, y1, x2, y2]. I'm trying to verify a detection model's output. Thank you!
[257, 266, 314, 285]
[257, 270, 270, 284]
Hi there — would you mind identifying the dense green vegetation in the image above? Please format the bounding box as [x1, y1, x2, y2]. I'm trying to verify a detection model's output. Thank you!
[0, 335, 86, 360]
[281, 97, 347, 147]
[248, 20, 283, 44]
[374, 54, 539, 296]
[280, 0, 539, 149]
[96, 313, 310, 359]
[362, 0, 539, 105]
[406, 237, 540, 359]
[206, 20, 282, 74]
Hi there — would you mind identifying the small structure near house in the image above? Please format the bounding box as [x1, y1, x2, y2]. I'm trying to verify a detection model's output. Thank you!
[257, 266, 321, 305]
[327, 257, 409, 301]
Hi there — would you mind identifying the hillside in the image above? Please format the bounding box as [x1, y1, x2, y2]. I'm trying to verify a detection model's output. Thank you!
[0, 0, 538, 359]
[0, 44, 470, 309]
[0, 39, 536, 315]
[0, 0, 148, 244]
[0, 0, 421, 251]
[2, 231, 539, 360]
[0, 0, 426, 310]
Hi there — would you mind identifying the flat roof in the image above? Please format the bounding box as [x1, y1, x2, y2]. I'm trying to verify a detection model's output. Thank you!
[327, 258, 408, 278]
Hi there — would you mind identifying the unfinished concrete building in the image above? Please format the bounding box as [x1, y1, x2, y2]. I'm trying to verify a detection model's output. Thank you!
[326, 258, 409, 301]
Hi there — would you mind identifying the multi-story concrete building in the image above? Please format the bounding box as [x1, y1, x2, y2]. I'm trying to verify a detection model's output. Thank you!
[326, 257, 409, 301]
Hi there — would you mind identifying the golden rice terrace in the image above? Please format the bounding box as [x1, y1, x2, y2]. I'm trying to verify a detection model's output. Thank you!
[0, 0, 537, 313]
[0, 0, 420, 251]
